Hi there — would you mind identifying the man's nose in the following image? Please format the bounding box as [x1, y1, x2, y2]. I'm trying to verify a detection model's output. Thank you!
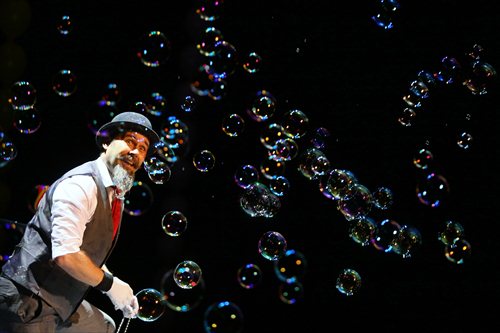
[129, 148, 139, 155]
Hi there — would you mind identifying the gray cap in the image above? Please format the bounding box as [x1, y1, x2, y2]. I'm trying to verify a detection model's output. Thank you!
[95, 112, 160, 154]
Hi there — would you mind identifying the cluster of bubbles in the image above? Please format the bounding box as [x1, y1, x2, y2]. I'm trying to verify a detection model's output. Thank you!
[397, 44, 496, 151]
[438, 220, 471, 264]
[371, 0, 401, 30]
[132, 260, 204, 323]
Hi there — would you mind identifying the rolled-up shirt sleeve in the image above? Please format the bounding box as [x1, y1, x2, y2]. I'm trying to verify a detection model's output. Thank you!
[51, 175, 98, 259]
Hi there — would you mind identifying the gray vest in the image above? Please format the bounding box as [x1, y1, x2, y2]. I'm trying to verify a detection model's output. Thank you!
[1, 160, 120, 321]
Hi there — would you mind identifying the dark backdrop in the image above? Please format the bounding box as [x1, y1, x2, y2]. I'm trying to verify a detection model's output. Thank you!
[1, 0, 499, 332]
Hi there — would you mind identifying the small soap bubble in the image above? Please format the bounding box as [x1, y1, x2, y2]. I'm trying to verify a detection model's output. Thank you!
[336, 268, 362, 296]
[161, 210, 188, 237]
[9, 81, 36, 110]
[258, 231, 287, 261]
[135, 288, 166, 322]
[237, 263, 262, 289]
[52, 69, 77, 97]
[438, 220, 465, 245]
[193, 149, 216, 172]
[203, 301, 244, 333]
[444, 238, 471, 264]
[174, 260, 202, 289]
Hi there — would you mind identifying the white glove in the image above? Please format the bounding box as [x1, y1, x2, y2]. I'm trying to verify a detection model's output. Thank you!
[105, 276, 139, 318]
[122, 296, 139, 318]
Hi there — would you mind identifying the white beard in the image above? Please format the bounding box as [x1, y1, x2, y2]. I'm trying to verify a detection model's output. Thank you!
[112, 164, 134, 197]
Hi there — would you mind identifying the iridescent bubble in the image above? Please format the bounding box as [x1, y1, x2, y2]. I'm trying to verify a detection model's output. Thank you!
[416, 172, 450, 208]
[193, 149, 216, 172]
[336, 268, 362, 296]
[101, 82, 121, 105]
[463, 60, 496, 95]
[191, 64, 212, 96]
[273, 249, 307, 283]
[206, 40, 238, 79]
[417, 69, 438, 87]
[409, 80, 430, 99]
[0, 221, 23, 263]
[402, 91, 422, 108]
[145, 91, 167, 117]
[310, 126, 330, 150]
[282, 109, 309, 139]
[222, 113, 245, 137]
[247, 90, 277, 122]
[398, 107, 416, 127]
[137, 30, 172, 68]
[297, 148, 326, 180]
[135, 288, 166, 322]
[153, 140, 178, 167]
[0, 136, 18, 165]
[208, 77, 227, 101]
[56, 15, 72, 35]
[161, 210, 187, 237]
[160, 268, 205, 312]
[203, 301, 244, 333]
[268, 138, 299, 162]
[413, 148, 433, 170]
[268, 175, 290, 197]
[319, 168, 356, 200]
[258, 231, 287, 261]
[130, 100, 148, 115]
[174, 260, 202, 289]
[372, 186, 394, 210]
[196, 0, 225, 22]
[242, 52, 262, 73]
[260, 123, 285, 149]
[239, 182, 281, 218]
[440, 56, 462, 84]
[371, 9, 395, 30]
[234, 164, 259, 189]
[52, 69, 77, 97]
[259, 158, 285, 180]
[466, 44, 484, 61]
[13, 107, 41, 134]
[9, 80, 36, 110]
[143, 156, 171, 184]
[278, 281, 304, 304]
[444, 238, 471, 264]
[181, 95, 196, 113]
[196, 27, 224, 57]
[310, 154, 330, 178]
[87, 99, 118, 136]
[337, 184, 373, 221]
[123, 181, 154, 216]
[438, 220, 465, 245]
[160, 115, 189, 159]
[372, 219, 401, 252]
[348, 216, 377, 246]
[391, 224, 422, 259]
[457, 131, 473, 150]
[237, 263, 262, 289]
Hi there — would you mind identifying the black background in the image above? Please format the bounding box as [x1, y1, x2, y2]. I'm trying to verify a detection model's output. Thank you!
[1, 0, 499, 332]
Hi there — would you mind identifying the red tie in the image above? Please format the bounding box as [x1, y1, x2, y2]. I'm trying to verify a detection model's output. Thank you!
[111, 189, 122, 239]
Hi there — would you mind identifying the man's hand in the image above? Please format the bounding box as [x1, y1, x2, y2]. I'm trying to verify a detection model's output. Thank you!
[105, 276, 139, 318]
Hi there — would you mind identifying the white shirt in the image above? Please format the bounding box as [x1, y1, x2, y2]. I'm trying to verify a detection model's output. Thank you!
[51, 157, 115, 259]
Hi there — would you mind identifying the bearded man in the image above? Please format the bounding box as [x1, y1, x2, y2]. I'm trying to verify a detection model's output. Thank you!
[0, 112, 160, 333]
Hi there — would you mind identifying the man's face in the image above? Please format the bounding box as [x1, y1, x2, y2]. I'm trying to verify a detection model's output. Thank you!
[104, 131, 150, 175]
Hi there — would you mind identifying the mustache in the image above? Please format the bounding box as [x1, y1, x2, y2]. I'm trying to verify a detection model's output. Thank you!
[118, 154, 139, 169]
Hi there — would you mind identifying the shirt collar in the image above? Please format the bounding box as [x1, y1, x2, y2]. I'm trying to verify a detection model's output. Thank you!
[96, 157, 114, 189]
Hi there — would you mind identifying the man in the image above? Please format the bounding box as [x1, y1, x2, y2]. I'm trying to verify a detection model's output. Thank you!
[0, 112, 160, 332]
